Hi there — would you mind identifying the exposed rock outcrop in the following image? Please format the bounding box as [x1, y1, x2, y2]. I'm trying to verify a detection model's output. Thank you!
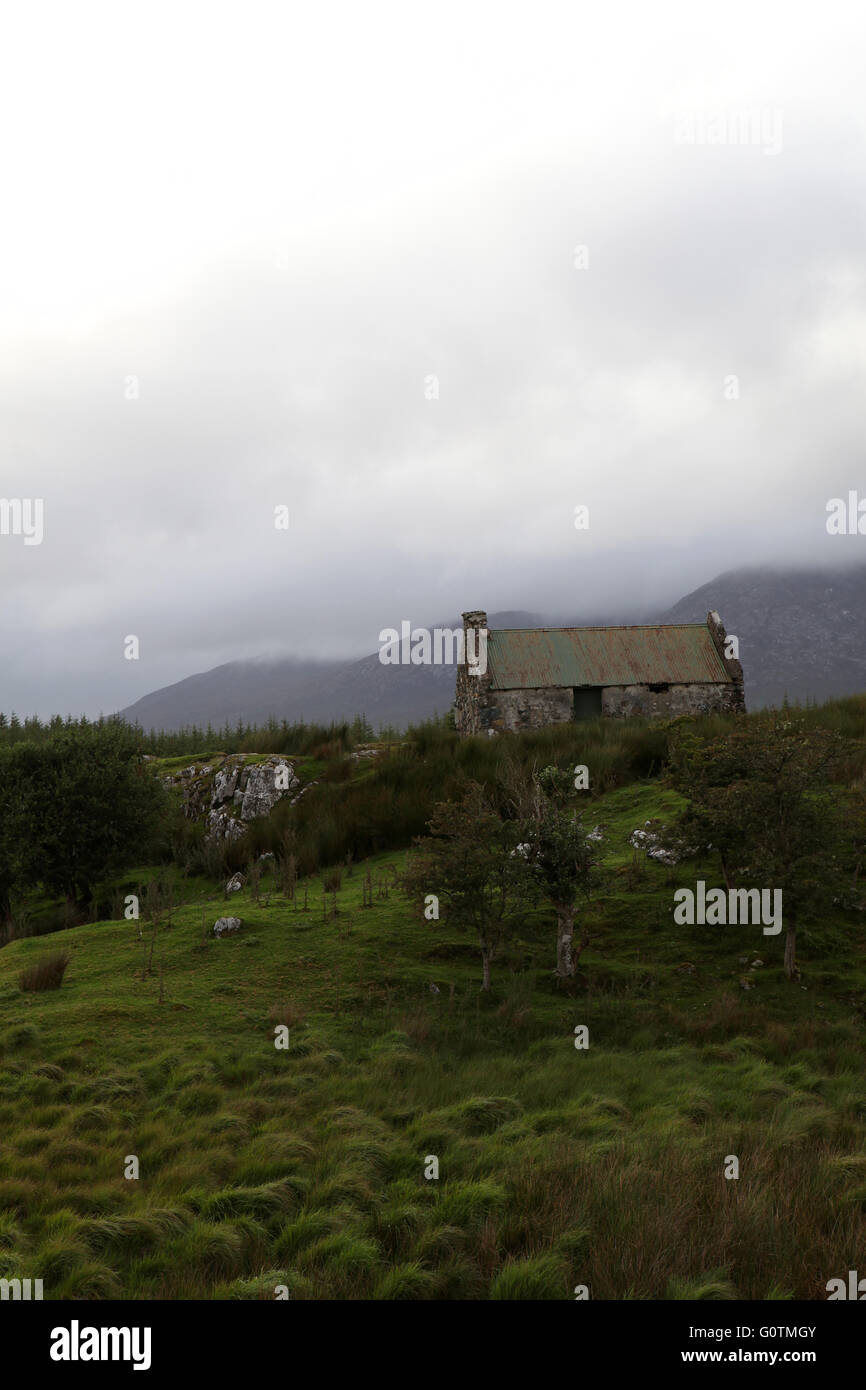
[239, 761, 296, 819]
[629, 820, 682, 866]
[163, 754, 302, 842]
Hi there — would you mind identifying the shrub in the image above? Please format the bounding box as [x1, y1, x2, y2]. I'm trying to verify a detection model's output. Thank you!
[20, 952, 70, 993]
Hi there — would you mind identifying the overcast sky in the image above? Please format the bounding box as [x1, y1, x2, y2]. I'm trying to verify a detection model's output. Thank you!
[2, 0, 865, 717]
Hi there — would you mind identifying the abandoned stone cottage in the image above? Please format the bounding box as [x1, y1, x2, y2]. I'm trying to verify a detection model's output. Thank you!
[454, 610, 745, 734]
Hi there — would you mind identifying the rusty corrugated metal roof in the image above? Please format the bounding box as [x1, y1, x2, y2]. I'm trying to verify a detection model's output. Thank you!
[487, 622, 730, 689]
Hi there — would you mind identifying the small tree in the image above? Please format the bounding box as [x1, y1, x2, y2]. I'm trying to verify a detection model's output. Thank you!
[667, 715, 849, 980]
[402, 782, 530, 991]
[518, 766, 599, 978]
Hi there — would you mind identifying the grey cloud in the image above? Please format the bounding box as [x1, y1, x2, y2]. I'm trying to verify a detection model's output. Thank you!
[2, 69, 865, 717]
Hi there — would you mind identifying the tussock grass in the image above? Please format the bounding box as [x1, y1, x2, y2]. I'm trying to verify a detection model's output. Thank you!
[20, 952, 70, 992]
[490, 1253, 569, 1300]
[373, 1260, 438, 1299]
[0, 701, 865, 1298]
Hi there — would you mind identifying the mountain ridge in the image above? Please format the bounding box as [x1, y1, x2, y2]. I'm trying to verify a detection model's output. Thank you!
[117, 567, 866, 730]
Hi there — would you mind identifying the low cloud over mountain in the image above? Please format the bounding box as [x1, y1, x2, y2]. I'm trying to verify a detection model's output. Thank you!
[118, 569, 866, 731]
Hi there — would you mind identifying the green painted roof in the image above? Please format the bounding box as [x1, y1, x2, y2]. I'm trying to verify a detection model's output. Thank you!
[486, 622, 730, 690]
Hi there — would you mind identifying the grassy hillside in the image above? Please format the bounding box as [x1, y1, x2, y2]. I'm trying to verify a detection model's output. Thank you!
[2, 768, 865, 1300]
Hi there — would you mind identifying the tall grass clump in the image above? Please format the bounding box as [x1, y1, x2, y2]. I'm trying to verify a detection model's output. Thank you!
[20, 952, 70, 992]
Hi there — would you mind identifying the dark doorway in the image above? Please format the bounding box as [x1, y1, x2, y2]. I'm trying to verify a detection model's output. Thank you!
[573, 686, 602, 720]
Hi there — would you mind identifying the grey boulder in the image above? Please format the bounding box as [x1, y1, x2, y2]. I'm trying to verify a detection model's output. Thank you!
[213, 916, 244, 937]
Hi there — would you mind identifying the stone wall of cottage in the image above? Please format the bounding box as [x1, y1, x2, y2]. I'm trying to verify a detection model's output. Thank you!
[601, 681, 745, 718]
[482, 687, 573, 732]
[463, 679, 744, 733]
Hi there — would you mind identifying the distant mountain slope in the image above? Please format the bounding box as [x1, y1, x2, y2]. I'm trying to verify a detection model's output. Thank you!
[118, 612, 543, 732]
[118, 569, 866, 731]
[659, 565, 866, 708]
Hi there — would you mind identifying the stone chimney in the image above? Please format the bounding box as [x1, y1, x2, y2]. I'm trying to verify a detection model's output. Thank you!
[707, 611, 746, 711]
[455, 610, 491, 734]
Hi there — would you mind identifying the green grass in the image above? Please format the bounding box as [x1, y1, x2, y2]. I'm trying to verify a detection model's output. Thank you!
[1, 768, 865, 1300]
